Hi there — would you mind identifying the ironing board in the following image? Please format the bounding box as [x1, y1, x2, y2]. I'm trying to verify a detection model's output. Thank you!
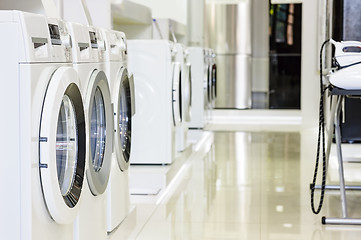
[317, 87, 361, 225]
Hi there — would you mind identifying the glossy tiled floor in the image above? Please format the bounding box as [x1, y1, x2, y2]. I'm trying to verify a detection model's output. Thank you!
[110, 128, 361, 240]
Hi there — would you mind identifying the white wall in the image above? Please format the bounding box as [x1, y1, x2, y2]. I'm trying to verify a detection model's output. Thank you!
[187, 0, 204, 46]
[129, 0, 187, 25]
[84, 0, 111, 29]
[0, 0, 46, 15]
[301, 0, 320, 128]
[61, 0, 111, 28]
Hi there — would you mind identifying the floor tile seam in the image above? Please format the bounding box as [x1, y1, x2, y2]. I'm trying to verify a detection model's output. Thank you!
[209, 128, 302, 134]
[258, 133, 265, 226]
[137, 219, 263, 225]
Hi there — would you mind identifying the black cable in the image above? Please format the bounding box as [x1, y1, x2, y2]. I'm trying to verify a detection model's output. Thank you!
[310, 39, 330, 214]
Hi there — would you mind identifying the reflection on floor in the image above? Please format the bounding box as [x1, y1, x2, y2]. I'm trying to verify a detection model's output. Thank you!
[109, 128, 361, 240]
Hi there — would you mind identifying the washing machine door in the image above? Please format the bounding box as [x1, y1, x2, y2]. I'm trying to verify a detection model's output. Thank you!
[211, 63, 217, 100]
[39, 67, 85, 224]
[172, 62, 182, 126]
[113, 67, 134, 171]
[207, 64, 212, 104]
[183, 62, 192, 122]
[203, 59, 209, 110]
[85, 70, 113, 196]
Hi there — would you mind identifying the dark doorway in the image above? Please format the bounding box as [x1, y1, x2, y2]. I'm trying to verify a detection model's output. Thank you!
[269, 3, 302, 109]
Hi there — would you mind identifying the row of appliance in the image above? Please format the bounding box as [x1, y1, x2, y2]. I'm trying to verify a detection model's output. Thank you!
[1, 10, 134, 240]
[128, 42, 217, 164]
[0, 10, 217, 240]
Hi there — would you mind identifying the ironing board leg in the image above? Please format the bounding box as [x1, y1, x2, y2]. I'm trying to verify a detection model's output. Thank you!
[326, 96, 338, 165]
[323, 217, 361, 225]
[334, 96, 348, 219]
[321, 95, 361, 225]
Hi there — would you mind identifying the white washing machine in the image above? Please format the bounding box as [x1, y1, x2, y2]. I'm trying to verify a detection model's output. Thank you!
[101, 28, 135, 232]
[0, 11, 86, 240]
[188, 47, 208, 129]
[174, 43, 192, 152]
[67, 22, 113, 240]
[128, 40, 181, 164]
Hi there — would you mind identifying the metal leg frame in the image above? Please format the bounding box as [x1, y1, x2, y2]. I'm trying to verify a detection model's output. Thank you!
[313, 96, 361, 191]
[322, 96, 361, 225]
[313, 185, 361, 191]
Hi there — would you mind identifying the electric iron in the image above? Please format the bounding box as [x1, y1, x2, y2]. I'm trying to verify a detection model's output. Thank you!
[328, 39, 361, 90]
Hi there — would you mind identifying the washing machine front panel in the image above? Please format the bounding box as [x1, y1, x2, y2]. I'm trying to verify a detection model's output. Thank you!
[102, 29, 132, 232]
[174, 45, 192, 152]
[0, 11, 82, 239]
[172, 62, 182, 127]
[88, 27, 106, 62]
[66, 22, 92, 63]
[203, 50, 209, 109]
[188, 47, 207, 129]
[100, 28, 133, 171]
[85, 69, 113, 196]
[209, 49, 217, 105]
[39, 67, 85, 224]
[207, 62, 212, 104]
[129, 73, 136, 116]
[114, 67, 134, 171]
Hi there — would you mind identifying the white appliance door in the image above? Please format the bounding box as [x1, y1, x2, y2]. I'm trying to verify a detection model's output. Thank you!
[39, 67, 85, 224]
[211, 63, 217, 101]
[172, 62, 182, 126]
[114, 67, 133, 171]
[85, 70, 113, 196]
[203, 57, 209, 111]
[183, 62, 192, 122]
[207, 64, 212, 105]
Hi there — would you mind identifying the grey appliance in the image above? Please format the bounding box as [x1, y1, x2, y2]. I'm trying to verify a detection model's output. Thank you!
[205, 1, 252, 109]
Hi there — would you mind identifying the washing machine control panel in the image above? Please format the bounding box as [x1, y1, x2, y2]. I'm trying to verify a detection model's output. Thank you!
[89, 31, 98, 49]
[48, 24, 61, 45]
[47, 18, 73, 62]
[88, 28, 106, 62]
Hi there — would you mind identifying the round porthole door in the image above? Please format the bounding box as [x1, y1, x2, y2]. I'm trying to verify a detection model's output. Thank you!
[113, 67, 134, 171]
[85, 70, 113, 196]
[39, 67, 86, 224]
